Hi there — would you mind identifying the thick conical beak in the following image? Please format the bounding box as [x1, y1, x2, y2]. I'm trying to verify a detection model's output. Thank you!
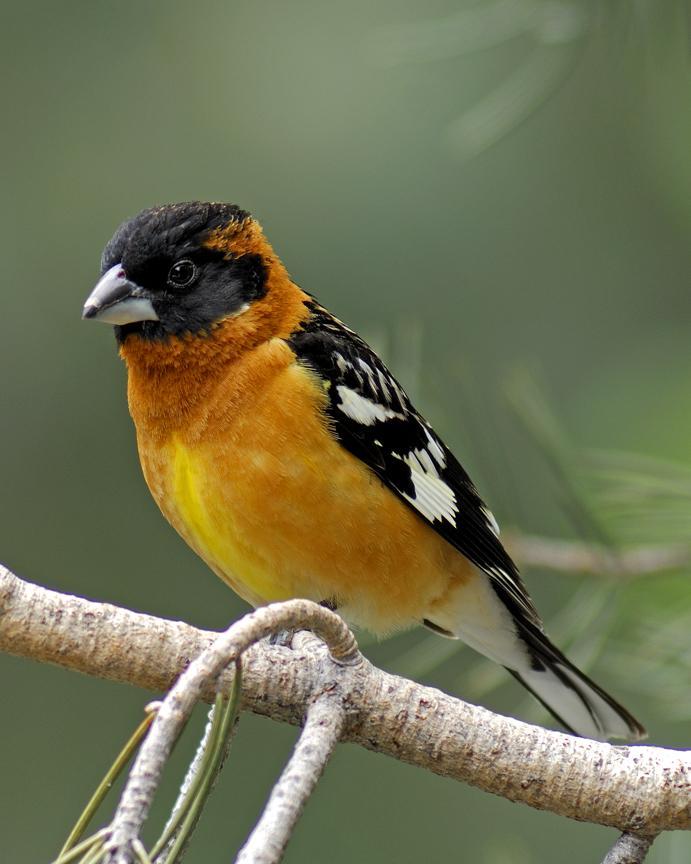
[82, 264, 159, 325]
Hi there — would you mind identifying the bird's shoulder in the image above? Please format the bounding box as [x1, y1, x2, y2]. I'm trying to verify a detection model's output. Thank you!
[286, 299, 542, 628]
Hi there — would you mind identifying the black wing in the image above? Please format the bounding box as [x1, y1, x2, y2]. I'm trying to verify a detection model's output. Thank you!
[288, 301, 542, 628]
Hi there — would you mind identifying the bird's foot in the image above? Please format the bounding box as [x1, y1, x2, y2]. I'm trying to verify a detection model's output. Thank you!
[269, 628, 296, 648]
[268, 600, 338, 649]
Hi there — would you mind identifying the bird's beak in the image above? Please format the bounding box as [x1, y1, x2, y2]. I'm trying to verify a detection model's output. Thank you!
[82, 264, 159, 325]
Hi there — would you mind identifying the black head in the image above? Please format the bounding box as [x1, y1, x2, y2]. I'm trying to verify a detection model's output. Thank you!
[83, 202, 268, 341]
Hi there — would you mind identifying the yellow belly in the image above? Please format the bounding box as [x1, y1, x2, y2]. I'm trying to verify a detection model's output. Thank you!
[168, 439, 282, 606]
[137, 358, 472, 632]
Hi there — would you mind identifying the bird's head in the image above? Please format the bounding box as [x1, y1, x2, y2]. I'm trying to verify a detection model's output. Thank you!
[83, 202, 280, 343]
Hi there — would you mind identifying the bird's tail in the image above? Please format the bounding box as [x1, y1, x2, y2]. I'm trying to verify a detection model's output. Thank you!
[507, 621, 646, 741]
[429, 576, 646, 740]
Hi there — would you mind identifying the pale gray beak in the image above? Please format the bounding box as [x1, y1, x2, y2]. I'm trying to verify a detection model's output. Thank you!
[82, 264, 159, 325]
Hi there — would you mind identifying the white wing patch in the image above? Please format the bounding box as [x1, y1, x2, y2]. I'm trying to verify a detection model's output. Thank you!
[394, 449, 458, 526]
[334, 353, 350, 375]
[335, 385, 404, 426]
[329, 346, 458, 526]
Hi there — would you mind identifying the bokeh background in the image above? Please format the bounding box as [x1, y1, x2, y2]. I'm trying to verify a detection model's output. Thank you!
[2, 1, 690, 861]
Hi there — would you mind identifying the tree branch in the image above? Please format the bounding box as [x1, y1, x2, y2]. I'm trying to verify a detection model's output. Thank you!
[2, 564, 690, 838]
[105, 602, 359, 863]
[602, 832, 655, 864]
[236, 689, 346, 864]
[507, 533, 691, 577]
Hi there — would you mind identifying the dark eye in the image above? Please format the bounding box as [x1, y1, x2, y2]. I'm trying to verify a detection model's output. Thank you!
[167, 259, 197, 289]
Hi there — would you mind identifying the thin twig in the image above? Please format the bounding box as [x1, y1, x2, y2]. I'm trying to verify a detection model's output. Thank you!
[507, 533, 691, 577]
[51, 829, 110, 864]
[131, 839, 153, 864]
[59, 708, 157, 856]
[236, 694, 346, 864]
[152, 662, 242, 864]
[104, 600, 360, 863]
[152, 702, 219, 861]
[602, 832, 655, 864]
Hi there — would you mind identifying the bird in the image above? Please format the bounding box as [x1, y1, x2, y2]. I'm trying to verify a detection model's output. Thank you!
[82, 201, 645, 741]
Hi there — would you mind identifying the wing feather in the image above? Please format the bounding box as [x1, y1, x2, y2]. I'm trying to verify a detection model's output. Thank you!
[288, 301, 542, 628]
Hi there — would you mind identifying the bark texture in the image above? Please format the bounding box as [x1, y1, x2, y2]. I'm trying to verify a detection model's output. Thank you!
[2, 565, 690, 835]
[602, 832, 655, 864]
[236, 692, 346, 864]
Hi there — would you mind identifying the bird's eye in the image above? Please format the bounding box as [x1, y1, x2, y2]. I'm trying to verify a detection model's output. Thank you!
[167, 259, 197, 289]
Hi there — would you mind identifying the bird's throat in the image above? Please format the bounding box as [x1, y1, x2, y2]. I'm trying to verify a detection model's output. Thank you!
[120, 276, 311, 437]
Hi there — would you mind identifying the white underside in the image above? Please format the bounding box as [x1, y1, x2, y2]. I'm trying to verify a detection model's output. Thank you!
[430, 571, 522, 667]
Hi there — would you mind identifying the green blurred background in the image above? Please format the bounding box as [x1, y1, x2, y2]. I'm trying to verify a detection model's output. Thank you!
[2, 1, 690, 861]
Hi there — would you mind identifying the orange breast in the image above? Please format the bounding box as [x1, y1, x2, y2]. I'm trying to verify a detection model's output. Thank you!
[133, 336, 472, 633]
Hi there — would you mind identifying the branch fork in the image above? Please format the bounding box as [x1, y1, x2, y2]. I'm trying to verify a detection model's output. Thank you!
[103, 600, 362, 863]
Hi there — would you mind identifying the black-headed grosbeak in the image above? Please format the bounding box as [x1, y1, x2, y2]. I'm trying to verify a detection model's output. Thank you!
[83, 201, 644, 741]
